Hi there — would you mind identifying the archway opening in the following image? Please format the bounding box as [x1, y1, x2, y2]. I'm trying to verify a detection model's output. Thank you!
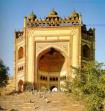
[18, 80, 24, 92]
[37, 47, 65, 90]
[50, 86, 58, 92]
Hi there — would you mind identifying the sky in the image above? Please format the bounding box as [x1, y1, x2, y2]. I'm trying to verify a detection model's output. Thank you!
[0, 0, 105, 75]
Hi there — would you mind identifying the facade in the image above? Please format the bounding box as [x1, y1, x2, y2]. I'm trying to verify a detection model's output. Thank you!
[14, 10, 95, 91]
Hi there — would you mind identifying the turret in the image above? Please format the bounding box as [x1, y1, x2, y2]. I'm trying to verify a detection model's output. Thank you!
[28, 11, 37, 21]
[24, 16, 27, 28]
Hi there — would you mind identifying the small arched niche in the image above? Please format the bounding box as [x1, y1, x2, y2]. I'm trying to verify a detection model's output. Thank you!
[18, 47, 23, 59]
[18, 79, 24, 92]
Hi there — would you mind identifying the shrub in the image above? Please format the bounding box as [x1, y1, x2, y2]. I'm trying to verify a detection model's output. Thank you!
[0, 59, 9, 87]
[71, 61, 105, 111]
[24, 81, 34, 91]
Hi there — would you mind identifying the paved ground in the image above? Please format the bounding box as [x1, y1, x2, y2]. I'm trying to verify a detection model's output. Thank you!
[0, 92, 85, 111]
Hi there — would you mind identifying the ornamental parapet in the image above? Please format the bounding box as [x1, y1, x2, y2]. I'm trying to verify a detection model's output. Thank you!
[24, 10, 83, 28]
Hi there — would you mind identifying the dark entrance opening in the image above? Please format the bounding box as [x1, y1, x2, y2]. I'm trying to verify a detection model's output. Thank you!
[50, 86, 58, 91]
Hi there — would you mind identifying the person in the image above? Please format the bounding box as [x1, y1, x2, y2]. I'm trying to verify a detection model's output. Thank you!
[52, 87, 57, 92]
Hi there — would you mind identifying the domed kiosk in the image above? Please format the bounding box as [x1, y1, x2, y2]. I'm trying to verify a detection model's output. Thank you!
[28, 11, 37, 20]
[48, 9, 58, 17]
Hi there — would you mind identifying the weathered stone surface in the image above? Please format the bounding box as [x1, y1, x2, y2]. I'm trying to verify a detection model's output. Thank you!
[0, 92, 85, 111]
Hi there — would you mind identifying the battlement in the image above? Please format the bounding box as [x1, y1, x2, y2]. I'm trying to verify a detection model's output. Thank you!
[24, 10, 83, 28]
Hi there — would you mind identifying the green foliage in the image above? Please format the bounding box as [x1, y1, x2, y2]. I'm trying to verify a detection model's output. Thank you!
[23, 81, 34, 91]
[86, 94, 103, 111]
[0, 59, 9, 87]
[71, 61, 105, 111]
[61, 81, 72, 93]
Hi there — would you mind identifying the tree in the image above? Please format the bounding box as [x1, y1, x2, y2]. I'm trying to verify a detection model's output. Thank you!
[0, 59, 9, 87]
[71, 61, 105, 111]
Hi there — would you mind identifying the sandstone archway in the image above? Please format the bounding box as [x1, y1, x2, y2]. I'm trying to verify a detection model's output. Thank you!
[37, 47, 65, 90]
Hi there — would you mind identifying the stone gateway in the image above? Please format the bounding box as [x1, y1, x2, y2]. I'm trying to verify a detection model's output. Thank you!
[14, 10, 95, 91]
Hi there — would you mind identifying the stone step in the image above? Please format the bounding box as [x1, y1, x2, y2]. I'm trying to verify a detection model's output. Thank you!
[0, 92, 85, 111]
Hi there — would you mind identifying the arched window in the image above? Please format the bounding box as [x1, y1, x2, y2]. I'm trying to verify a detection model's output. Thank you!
[18, 79, 24, 92]
[18, 47, 23, 59]
[82, 45, 90, 59]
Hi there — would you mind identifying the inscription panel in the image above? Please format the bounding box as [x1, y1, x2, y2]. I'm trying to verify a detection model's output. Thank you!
[35, 41, 70, 57]
[27, 28, 78, 38]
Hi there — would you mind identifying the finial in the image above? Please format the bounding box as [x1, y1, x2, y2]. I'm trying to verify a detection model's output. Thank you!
[31, 10, 34, 15]
[52, 8, 55, 11]
[73, 10, 76, 13]
[79, 12, 83, 25]
[32, 9, 33, 12]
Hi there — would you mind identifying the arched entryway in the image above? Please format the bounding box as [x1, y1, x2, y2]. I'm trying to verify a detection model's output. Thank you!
[37, 47, 65, 90]
[18, 80, 24, 92]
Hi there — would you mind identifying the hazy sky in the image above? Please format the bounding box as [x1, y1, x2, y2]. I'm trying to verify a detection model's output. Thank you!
[0, 0, 105, 75]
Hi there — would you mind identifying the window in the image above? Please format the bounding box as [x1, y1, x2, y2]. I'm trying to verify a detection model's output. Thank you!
[40, 75, 47, 81]
[18, 47, 23, 59]
[50, 77, 58, 81]
[18, 66, 24, 72]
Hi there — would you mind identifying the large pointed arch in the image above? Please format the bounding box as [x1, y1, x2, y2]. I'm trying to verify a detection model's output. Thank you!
[37, 47, 65, 72]
[36, 47, 66, 90]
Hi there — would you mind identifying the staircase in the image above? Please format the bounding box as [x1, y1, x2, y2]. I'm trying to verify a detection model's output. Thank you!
[0, 92, 85, 111]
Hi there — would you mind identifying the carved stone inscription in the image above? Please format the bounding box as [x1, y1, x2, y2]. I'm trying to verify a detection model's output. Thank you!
[35, 41, 70, 57]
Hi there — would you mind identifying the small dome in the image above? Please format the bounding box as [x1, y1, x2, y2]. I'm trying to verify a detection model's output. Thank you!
[48, 9, 58, 17]
[28, 11, 37, 19]
[70, 11, 79, 18]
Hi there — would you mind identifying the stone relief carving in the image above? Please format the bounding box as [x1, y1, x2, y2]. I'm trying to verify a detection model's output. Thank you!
[27, 28, 79, 59]
[35, 42, 69, 57]
[27, 28, 79, 38]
